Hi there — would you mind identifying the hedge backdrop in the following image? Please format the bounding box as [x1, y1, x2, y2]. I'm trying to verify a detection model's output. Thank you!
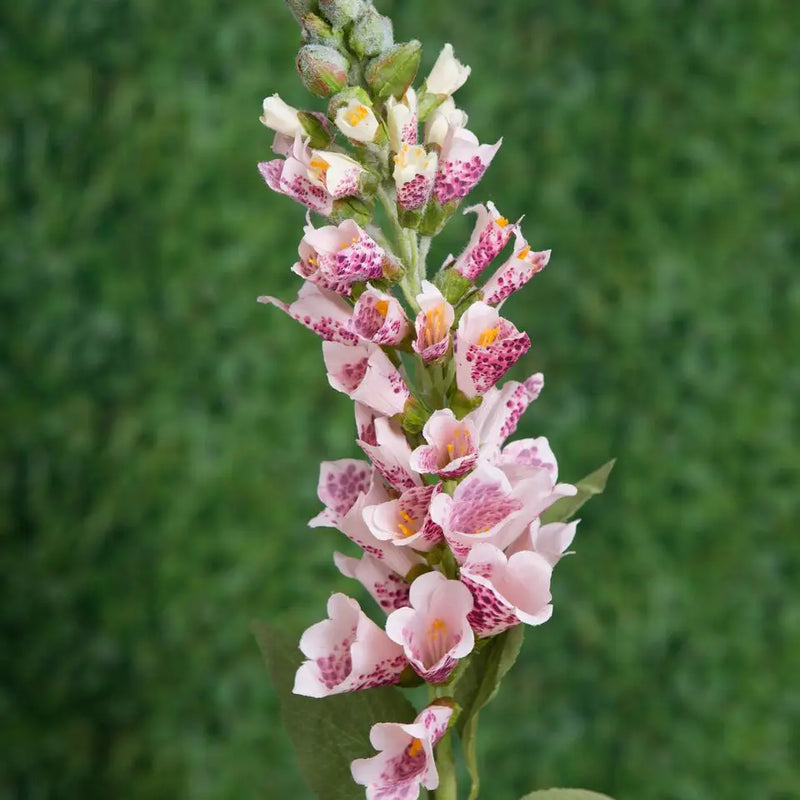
[2, 1, 798, 798]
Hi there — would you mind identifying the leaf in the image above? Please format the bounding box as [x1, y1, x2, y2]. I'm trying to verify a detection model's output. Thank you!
[540, 459, 616, 525]
[252, 621, 417, 800]
[519, 790, 615, 800]
[365, 40, 422, 100]
[453, 626, 525, 800]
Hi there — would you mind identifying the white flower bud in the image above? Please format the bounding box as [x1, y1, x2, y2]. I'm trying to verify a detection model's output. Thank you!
[424, 97, 469, 148]
[386, 87, 417, 152]
[260, 94, 303, 137]
[425, 43, 471, 97]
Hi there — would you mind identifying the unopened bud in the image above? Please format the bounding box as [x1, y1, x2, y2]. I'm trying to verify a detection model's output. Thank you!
[401, 395, 431, 435]
[318, 0, 364, 28]
[348, 7, 393, 58]
[284, 0, 318, 24]
[296, 44, 349, 98]
[296, 110, 333, 148]
[365, 40, 422, 101]
[300, 12, 343, 46]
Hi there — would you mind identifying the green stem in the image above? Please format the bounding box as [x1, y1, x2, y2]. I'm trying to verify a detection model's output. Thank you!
[430, 730, 458, 800]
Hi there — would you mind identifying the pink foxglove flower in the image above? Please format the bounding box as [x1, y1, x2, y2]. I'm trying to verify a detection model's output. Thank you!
[481, 228, 551, 307]
[425, 43, 471, 97]
[295, 217, 387, 295]
[334, 551, 411, 613]
[323, 342, 410, 417]
[461, 542, 553, 637]
[309, 458, 373, 530]
[293, 593, 407, 697]
[351, 703, 454, 800]
[352, 286, 411, 346]
[385, 571, 474, 683]
[409, 409, 478, 478]
[258, 135, 335, 215]
[424, 97, 468, 148]
[433, 126, 501, 205]
[258, 281, 359, 344]
[451, 202, 517, 281]
[412, 281, 454, 362]
[386, 88, 418, 151]
[357, 414, 422, 493]
[334, 98, 381, 143]
[363, 484, 444, 552]
[393, 145, 438, 211]
[507, 518, 579, 567]
[454, 301, 531, 398]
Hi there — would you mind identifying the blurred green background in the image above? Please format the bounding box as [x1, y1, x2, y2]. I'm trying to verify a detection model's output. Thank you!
[2, 0, 799, 798]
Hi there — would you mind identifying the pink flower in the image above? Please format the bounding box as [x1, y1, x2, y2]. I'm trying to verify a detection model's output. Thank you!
[507, 518, 579, 567]
[496, 436, 558, 482]
[433, 126, 501, 205]
[363, 484, 444, 553]
[258, 135, 365, 215]
[295, 217, 387, 296]
[409, 409, 478, 478]
[412, 281, 454, 362]
[310, 463, 423, 578]
[293, 594, 407, 697]
[357, 414, 422, 493]
[257, 281, 360, 344]
[323, 342, 410, 417]
[351, 703, 454, 800]
[352, 286, 411, 346]
[393, 145, 438, 211]
[460, 543, 553, 637]
[454, 302, 531, 398]
[385, 571, 474, 683]
[334, 551, 411, 613]
[451, 202, 517, 281]
[481, 228, 550, 307]
[469, 373, 544, 458]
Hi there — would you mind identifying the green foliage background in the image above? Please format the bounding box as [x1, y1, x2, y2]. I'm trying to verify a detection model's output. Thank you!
[2, 0, 798, 798]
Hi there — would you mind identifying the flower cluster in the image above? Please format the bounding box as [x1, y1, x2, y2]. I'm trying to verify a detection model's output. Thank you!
[257, 3, 592, 799]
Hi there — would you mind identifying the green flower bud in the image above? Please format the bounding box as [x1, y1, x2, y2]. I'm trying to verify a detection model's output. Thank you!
[400, 394, 431, 435]
[318, 0, 364, 28]
[348, 7, 394, 58]
[296, 44, 349, 98]
[365, 40, 422, 101]
[296, 110, 333, 149]
[284, 0, 318, 24]
[300, 12, 343, 46]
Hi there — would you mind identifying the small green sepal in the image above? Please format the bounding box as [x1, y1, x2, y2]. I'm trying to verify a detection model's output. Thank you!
[434, 265, 473, 305]
[296, 111, 333, 148]
[365, 40, 422, 101]
[329, 195, 374, 226]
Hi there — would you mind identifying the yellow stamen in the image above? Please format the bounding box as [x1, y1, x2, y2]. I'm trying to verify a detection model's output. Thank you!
[407, 738, 424, 758]
[398, 523, 414, 538]
[344, 104, 370, 127]
[517, 245, 531, 260]
[399, 510, 414, 523]
[477, 327, 500, 347]
[375, 299, 390, 317]
[496, 216, 509, 227]
[427, 618, 448, 641]
[422, 303, 448, 348]
[309, 156, 329, 176]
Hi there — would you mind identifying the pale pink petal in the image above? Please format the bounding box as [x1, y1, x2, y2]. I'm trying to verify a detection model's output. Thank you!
[334, 551, 411, 613]
[454, 302, 530, 398]
[507, 518, 579, 567]
[461, 543, 553, 637]
[358, 416, 422, 493]
[452, 202, 517, 281]
[385, 572, 474, 683]
[498, 436, 558, 481]
[323, 342, 410, 417]
[314, 459, 373, 523]
[258, 282, 359, 344]
[293, 594, 406, 697]
[258, 156, 333, 215]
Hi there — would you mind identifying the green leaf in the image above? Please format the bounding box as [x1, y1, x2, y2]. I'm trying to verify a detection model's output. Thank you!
[252, 621, 417, 800]
[519, 790, 615, 800]
[540, 458, 616, 525]
[453, 626, 525, 800]
[365, 40, 421, 100]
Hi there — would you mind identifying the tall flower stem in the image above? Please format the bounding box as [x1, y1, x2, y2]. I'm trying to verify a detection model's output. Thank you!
[430, 729, 458, 800]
